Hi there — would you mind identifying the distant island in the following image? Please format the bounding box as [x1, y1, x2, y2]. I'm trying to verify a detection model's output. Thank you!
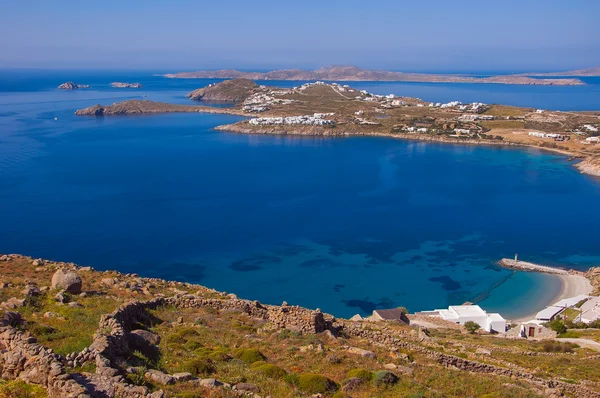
[76, 78, 600, 177]
[110, 82, 143, 88]
[58, 81, 90, 90]
[161, 65, 584, 86]
[524, 66, 600, 77]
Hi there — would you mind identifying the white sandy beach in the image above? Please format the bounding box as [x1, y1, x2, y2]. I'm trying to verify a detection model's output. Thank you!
[514, 273, 593, 322]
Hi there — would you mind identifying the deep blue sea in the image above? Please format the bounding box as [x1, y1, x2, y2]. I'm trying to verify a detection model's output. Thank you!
[1, 70, 600, 319]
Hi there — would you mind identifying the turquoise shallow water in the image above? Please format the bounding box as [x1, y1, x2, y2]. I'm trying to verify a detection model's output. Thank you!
[1, 70, 599, 319]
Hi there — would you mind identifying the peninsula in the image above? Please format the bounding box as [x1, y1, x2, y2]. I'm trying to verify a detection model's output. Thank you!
[76, 79, 600, 177]
[2, 252, 600, 398]
[524, 66, 600, 77]
[161, 65, 584, 85]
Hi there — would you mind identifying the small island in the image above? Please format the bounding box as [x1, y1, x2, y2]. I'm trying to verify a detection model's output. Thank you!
[58, 81, 90, 90]
[110, 82, 143, 88]
[75, 79, 600, 177]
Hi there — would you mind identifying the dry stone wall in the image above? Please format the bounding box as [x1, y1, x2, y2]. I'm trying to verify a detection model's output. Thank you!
[0, 326, 90, 398]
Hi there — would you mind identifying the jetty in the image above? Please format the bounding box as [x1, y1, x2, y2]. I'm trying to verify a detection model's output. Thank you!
[498, 258, 569, 275]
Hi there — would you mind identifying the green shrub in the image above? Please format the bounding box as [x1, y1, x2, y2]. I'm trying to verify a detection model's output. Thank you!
[463, 321, 481, 334]
[545, 319, 567, 335]
[31, 324, 55, 336]
[181, 358, 216, 376]
[253, 363, 287, 379]
[166, 327, 201, 344]
[296, 373, 338, 394]
[183, 340, 203, 351]
[373, 370, 399, 387]
[234, 348, 266, 364]
[284, 373, 299, 386]
[346, 368, 372, 382]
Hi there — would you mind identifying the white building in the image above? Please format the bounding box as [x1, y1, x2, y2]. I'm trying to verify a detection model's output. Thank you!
[586, 137, 600, 143]
[580, 296, 600, 324]
[417, 305, 506, 332]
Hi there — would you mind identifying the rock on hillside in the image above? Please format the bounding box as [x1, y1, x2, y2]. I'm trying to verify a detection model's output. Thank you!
[51, 269, 82, 293]
[186, 78, 258, 102]
[58, 81, 90, 90]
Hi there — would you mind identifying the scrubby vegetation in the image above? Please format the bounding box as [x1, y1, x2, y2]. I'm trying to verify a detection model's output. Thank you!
[2, 254, 600, 397]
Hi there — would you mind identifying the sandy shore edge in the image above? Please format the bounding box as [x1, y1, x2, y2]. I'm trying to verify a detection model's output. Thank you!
[513, 273, 593, 322]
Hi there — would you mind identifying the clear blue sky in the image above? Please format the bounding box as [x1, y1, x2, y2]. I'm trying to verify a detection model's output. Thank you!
[2, 0, 599, 72]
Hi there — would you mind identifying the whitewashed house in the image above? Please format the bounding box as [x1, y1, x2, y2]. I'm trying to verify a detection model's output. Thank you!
[417, 305, 506, 332]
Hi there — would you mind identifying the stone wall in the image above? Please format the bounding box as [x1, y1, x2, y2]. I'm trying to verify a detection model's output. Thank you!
[337, 320, 600, 398]
[0, 326, 90, 398]
[167, 296, 335, 334]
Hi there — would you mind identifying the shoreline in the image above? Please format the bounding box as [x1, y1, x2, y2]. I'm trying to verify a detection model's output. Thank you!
[215, 123, 600, 178]
[513, 273, 593, 322]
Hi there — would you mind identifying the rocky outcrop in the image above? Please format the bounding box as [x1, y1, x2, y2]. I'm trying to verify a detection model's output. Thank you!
[58, 82, 90, 90]
[186, 78, 258, 102]
[576, 156, 600, 177]
[74, 100, 246, 117]
[51, 269, 82, 293]
[110, 82, 143, 88]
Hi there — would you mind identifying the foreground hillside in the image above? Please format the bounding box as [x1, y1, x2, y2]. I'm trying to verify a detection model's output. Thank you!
[1, 254, 600, 397]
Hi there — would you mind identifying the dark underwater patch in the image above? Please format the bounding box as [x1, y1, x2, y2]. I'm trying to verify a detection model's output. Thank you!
[333, 284, 345, 292]
[428, 275, 461, 291]
[342, 299, 377, 313]
[299, 258, 343, 269]
[230, 255, 281, 272]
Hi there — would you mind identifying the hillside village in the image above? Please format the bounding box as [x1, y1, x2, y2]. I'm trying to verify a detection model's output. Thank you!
[2, 253, 600, 397]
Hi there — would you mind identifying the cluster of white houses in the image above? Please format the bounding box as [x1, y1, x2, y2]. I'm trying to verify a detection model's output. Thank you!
[248, 113, 335, 126]
[534, 294, 600, 324]
[528, 131, 568, 140]
[242, 91, 297, 113]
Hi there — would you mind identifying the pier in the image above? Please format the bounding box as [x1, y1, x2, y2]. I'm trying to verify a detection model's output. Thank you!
[498, 258, 569, 275]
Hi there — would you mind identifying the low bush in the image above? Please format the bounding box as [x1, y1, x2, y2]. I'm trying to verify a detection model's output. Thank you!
[373, 370, 399, 387]
[540, 340, 577, 353]
[253, 363, 287, 379]
[234, 348, 265, 364]
[346, 368, 372, 382]
[296, 373, 338, 394]
[181, 358, 216, 376]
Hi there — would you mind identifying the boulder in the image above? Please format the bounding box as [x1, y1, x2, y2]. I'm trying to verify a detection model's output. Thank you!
[172, 372, 194, 382]
[347, 347, 376, 359]
[1, 311, 23, 327]
[129, 329, 161, 346]
[51, 269, 82, 293]
[234, 382, 259, 392]
[341, 377, 363, 392]
[145, 370, 175, 385]
[1, 297, 25, 309]
[23, 283, 41, 297]
[199, 378, 223, 388]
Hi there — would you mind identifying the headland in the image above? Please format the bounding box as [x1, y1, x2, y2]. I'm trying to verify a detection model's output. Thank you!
[75, 79, 600, 177]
